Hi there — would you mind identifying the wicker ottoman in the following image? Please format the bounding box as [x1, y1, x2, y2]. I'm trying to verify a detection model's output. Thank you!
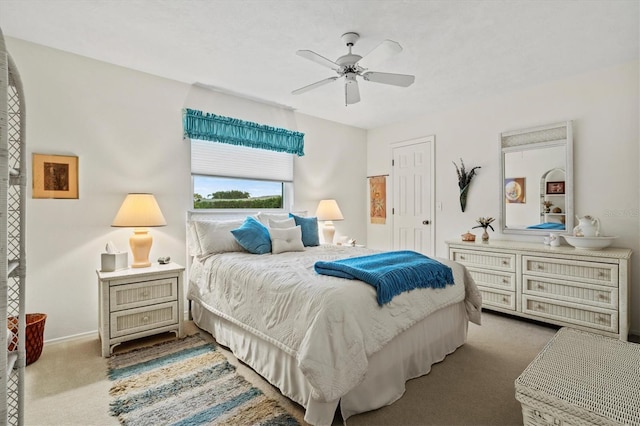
[515, 327, 640, 426]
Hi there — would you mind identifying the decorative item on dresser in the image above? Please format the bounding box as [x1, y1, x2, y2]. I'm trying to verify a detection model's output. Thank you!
[472, 217, 495, 242]
[96, 262, 185, 357]
[447, 239, 632, 340]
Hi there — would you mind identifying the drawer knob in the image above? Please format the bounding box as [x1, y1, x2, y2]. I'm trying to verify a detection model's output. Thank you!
[142, 316, 150, 322]
[537, 284, 545, 290]
[598, 272, 605, 277]
[536, 304, 545, 311]
[503, 279, 509, 284]
[459, 255, 465, 260]
[502, 260, 508, 265]
[537, 265, 544, 270]
[502, 297, 508, 303]
[596, 316, 607, 323]
[142, 291, 150, 297]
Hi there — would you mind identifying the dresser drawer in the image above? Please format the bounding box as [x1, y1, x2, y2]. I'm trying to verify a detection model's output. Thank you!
[523, 275, 618, 310]
[468, 267, 516, 291]
[110, 301, 178, 338]
[523, 256, 618, 287]
[478, 287, 516, 311]
[522, 295, 618, 333]
[110, 278, 178, 311]
[450, 249, 515, 272]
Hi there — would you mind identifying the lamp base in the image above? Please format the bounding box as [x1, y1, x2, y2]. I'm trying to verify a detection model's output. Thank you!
[322, 221, 336, 244]
[130, 228, 152, 268]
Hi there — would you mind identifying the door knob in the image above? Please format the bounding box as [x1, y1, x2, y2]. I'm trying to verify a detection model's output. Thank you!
[422, 220, 430, 225]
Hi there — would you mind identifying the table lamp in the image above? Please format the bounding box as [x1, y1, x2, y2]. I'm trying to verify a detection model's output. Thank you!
[315, 199, 344, 244]
[111, 193, 166, 268]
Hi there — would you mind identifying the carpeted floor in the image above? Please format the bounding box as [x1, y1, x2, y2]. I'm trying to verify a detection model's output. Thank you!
[25, 312, 566, 425]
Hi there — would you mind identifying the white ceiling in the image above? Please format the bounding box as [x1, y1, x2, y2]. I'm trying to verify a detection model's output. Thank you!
[1, 0, 638, 129]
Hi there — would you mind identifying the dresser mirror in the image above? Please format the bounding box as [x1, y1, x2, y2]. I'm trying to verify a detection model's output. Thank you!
[500, 121, 573, 235]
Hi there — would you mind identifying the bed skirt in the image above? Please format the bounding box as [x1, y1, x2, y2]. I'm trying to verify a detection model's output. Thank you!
[191, 299, 468, 425]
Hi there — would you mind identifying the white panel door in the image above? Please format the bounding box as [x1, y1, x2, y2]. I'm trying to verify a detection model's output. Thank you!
[392, 139, 434, 255]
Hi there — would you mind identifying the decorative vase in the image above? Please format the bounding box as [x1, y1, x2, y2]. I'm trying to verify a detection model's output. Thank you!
[459, 184, 470, 212]
[482, 229, 489, 242]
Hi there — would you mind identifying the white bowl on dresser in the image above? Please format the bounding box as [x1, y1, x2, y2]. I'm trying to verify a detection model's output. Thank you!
[561, 234, 618, 250]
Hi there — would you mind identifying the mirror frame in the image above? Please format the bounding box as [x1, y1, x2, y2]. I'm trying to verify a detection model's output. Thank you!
[500, 121, 574, 236]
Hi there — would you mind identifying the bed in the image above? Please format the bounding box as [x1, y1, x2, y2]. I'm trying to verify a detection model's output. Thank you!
[186, 212, 482, 425]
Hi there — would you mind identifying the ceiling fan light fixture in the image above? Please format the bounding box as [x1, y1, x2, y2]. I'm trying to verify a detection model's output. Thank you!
[292, 32, 415, 105]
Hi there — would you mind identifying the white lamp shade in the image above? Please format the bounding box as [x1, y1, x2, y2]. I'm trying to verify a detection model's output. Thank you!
[111, 193, 166, 268]
[315, 199, 344, 221]
[112, 193, 167, 227]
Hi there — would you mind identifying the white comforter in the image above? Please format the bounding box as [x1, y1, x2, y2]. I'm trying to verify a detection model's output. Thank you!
[188, 245, 481, 403]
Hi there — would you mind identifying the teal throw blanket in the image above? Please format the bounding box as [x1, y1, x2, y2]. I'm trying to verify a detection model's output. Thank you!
[314, 250, 454, 305]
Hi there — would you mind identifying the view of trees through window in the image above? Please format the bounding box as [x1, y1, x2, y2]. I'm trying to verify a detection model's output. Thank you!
[193, 175, 283, 209]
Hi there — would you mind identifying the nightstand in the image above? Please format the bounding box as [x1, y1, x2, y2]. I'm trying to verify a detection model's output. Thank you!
[96, 262, 185, 357]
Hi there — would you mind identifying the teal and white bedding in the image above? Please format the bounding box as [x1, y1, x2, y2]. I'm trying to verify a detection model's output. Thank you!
[187, 245, 481, 404]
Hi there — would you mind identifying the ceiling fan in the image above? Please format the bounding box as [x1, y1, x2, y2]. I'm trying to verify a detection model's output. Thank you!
[292, 32, 415, 106]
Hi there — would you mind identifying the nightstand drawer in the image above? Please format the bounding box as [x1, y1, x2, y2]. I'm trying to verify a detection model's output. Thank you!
[523, 256, 618, 287]
[110, 278, 178, 311]
[450, 249, 515, 272]
[110, 301, 178, 338]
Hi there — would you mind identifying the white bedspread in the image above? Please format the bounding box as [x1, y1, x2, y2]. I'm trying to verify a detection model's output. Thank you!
[188, 245, 481, 403]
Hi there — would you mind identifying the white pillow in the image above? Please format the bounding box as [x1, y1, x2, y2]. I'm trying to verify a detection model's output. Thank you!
[268, 226, 305, 254]
[193, 219, 245, 255]
[187, 221, 202, 256]
[268, 218, 296, 229]
[256, 211, 307, 227]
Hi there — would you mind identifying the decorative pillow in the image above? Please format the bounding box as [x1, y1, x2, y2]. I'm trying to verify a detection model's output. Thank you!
[268, 218, 296, 229]
[187, 221, 203, 256]
[289, 213, 319, 247]
[256, 211, 307, 227]
[268, 226, 305, 254]
[193, 219, 245, 255]
[231, 217, 272, 255]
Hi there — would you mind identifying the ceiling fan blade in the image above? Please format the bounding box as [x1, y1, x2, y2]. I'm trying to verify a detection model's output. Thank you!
[296, 50, 341, 71]
[362, 71, 415, 87]
[345, 74, 360, 105]
[357, 40, 403, 70]
[291, 76, 339, 95]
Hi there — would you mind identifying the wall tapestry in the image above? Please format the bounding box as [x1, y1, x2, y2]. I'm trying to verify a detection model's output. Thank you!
[32, 154, 79, 199]
[505, 177, 526, 204]
[369, 175, 386, 224]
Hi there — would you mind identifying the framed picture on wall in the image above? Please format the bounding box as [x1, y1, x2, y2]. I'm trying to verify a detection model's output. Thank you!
[505, 177, 526, 203]
[546, 181, 565, 195]
[32, 154, 79, 199]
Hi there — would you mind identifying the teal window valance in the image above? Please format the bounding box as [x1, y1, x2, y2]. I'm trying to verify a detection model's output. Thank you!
[183, 108, 305, 156]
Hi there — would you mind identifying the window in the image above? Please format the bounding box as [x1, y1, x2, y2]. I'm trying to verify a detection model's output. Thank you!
[193, 176, 284, 209]
[190, 140, 293, 210]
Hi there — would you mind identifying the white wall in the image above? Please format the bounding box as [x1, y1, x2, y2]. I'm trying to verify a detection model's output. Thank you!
[367, 61, 640, 335]
[6, 37, 366, 341]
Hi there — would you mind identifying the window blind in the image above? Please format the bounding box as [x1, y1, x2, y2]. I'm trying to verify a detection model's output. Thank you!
[191, 139, 293, 182]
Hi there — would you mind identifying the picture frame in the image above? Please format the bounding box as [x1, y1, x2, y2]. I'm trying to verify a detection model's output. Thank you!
[505, 177, 526, 203]
[32, 154, 79, 199]
[546, 181, 565, 195]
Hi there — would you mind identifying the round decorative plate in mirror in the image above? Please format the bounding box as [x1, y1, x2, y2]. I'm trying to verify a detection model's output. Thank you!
[561, 235, 617, 250]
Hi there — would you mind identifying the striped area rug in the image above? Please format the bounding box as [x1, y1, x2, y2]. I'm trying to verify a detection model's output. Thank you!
[107, 334, 300, 426]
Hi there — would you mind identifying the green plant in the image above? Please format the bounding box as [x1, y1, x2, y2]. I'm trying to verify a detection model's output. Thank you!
[472, 217, 495, 231]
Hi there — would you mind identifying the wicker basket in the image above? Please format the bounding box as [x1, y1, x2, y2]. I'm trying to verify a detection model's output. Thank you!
[7, 313, 47, 365]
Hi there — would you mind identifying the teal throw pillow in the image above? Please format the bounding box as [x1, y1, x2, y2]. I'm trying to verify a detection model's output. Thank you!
[289, 213, 319, 247]
[231, 216, 272, 254]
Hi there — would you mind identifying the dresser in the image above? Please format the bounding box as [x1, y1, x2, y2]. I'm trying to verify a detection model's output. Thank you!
[447, 240, 632, 340]
[97, 262, 185, 357]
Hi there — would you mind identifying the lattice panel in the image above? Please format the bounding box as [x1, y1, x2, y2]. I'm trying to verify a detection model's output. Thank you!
[7, 84, 20, 171]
